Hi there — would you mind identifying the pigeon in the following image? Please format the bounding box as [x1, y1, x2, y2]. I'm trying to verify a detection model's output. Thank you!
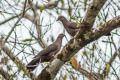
[57, 16, 79, 37]
[26, 34, 64, 71]
[57, 16, 110, 36]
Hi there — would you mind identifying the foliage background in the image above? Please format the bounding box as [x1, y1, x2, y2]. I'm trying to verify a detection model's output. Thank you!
[0, 0, 120, 80]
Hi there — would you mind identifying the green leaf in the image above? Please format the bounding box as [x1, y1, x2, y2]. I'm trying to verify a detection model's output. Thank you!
[50, 35, 54, 42]
[40, 7, 45, 12]
[71, 17, 77, 20]
[73, 1, 77, 6]
[61, 0, 64, 7]
[23, 38, 32, 42]
[15, 60, 20, 67]
[95, 59, 99, 63]
[11, 74, 16, 78]
[18, 67, 22, 72]
[84, 0, 88, 11]
[92, 43, 96, 50]
[83, 50, 87, 56]
[23, 70, 29, 78]
[68, 7, 72, 17]
[7, 65, 11, 71]
[15, 24, 21, 26]
[76, 22, 81, 27]
[106, 63, 110, 75]
[99, 22, 103, 26]
[98, 15, 101, 20]
[63, 74, 67, 80]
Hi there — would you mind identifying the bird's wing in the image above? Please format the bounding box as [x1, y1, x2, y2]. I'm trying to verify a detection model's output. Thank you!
[33, 44, 57, 58]
[69, 22, 79, 29]
[26, 44, 57, 71]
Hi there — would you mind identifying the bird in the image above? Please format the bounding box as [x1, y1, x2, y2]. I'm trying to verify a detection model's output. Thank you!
[57, 16, 79, 37]
[26, 34, 64, 71]
[57, 16, 110, 36]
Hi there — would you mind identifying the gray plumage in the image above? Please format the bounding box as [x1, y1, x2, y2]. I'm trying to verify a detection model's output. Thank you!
[57, 16, 79, 36]
[26, 34, 64, 71]
[57, 16, 110, 36]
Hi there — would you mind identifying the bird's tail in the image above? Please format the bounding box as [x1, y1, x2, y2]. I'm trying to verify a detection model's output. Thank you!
[26, 57, 40, 71]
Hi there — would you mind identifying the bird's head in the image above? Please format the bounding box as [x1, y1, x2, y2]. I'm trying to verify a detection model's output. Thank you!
[55, 34, 65, 43]
[57, 16, 66, 22]
[58, 34, 65, 38]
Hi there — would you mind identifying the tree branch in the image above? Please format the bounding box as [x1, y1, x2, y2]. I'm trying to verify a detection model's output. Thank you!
[25, 1, 59, 10]
[37, 15, 120, 80]
[74, 0, 107, 40]
[0, 38, 35, 79]
[84, 0, 107, 27]
[0, 67, 13, 80]
[75, 47, 120, 80]
[102, 47, 120, 79]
